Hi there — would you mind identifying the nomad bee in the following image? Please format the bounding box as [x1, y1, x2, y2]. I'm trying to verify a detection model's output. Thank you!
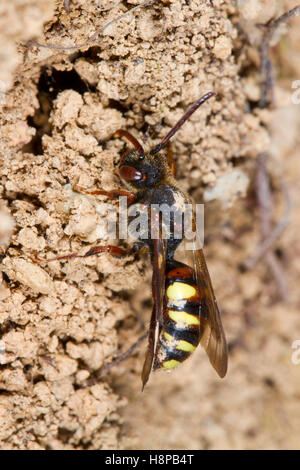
[38, 92, 228, 388]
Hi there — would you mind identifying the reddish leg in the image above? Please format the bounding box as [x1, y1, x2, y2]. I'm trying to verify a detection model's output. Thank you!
[73, 185, 136, 206]
[35, 185, 142, 263]
[35, 244, 148, 263]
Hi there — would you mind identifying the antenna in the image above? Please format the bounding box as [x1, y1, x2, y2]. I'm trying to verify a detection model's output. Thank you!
[150, 91, 215, 155]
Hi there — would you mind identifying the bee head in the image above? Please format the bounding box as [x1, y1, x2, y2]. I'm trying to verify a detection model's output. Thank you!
[114, 92, 215, 189]
[118, 148, 166, 189]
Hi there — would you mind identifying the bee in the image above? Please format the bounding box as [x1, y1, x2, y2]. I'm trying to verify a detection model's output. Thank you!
[37, 92, 228, 388]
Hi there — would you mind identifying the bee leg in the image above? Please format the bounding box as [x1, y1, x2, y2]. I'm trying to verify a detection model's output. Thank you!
[82, 244, 148, 258]
[34, 243, 149, 263]
[100, 332, 148, 376]
[167, 143, 176, 178]
[73, 185, 136, 205]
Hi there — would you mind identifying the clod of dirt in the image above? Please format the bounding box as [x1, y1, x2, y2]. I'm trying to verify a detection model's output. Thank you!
[0, 208, 15, 246]
[2, 258, 53, 294]
[204, 169, 250, 207]
[0, 1, 55, 88]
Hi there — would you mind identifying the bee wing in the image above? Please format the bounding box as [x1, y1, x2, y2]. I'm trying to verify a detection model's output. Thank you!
[141, 236, 167, 389]
[187, 206, 228, 378]
[192, 245, 228, 377]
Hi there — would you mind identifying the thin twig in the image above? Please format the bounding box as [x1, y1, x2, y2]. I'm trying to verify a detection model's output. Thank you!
[256, 153, 272, 237]
[259, 5, 300, 108]
[266, 5, 300, 33]
[265, 251, 288, 301]
[245, 6, 300, 300]
[245, 159, 292, 270]
[26, 1, 155, 52]
[99, 332, 147, 377]
[64, 0, 70, 13]
[246, 154, 290, 300]
[248, 152, 290, 300]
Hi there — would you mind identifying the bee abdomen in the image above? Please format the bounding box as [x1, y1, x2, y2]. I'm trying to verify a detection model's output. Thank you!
[153, 317, 200, 371]
[154, 260, 203, 371]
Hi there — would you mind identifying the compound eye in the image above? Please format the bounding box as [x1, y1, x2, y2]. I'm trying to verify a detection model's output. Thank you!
[119, 165, 144, 181]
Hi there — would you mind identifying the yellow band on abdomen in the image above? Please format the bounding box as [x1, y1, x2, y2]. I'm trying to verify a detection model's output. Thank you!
[162, 359, 180, 370]
[176, 339, 196, 352]
[168, 309, 199, 326]
[163, 331, 174, 342]
[167, 282, 196, 300]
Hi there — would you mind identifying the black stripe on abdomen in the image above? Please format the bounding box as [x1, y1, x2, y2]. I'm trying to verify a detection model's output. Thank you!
[164, 320, 200, 347]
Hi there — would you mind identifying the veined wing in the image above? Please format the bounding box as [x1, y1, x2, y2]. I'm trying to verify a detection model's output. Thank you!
[189, 213, 228, 378]
[141, 237, 167, 389]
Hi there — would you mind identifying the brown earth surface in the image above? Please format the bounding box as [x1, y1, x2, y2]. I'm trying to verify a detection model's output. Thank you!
[0, 0, 300, 450]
